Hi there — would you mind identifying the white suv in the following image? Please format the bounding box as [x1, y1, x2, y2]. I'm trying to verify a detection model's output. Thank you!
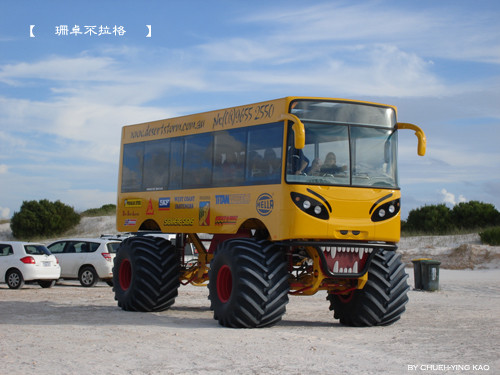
[47, 238, 121, 287]
[0, 241, 61, 289]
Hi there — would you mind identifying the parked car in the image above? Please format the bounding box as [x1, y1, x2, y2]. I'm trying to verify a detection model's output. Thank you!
[0, 241, 61, 289]
[144, 233, 198, 266]
[47, 238, 121, 287]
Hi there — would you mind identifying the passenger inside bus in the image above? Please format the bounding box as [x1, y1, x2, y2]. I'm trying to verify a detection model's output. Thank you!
[319, 152, 347, 175]
[287, 146, 309, 175]
[305, 158, 321, 175]
[263, 148, 281, 177]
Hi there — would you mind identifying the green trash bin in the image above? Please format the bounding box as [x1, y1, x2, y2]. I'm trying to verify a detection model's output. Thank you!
[412, 259, 441, 291]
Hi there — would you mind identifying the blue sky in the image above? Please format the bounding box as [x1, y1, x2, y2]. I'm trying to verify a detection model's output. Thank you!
[1, 0, 499, 220]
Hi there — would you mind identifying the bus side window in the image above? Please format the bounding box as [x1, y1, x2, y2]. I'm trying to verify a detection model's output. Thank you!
[169, 138, 184, 190]
[183, 134, 213, 189]
[213, 129, 246, 187]
[122, 142, 144, 192]
[143, 139, 170, 191]
[246, 123, 283, 184]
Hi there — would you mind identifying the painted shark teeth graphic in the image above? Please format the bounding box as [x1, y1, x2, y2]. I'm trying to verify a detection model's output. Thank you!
[321, 246, 373, 274]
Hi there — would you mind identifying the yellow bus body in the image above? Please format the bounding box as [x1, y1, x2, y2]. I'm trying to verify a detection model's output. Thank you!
[118, 97, 400, 240]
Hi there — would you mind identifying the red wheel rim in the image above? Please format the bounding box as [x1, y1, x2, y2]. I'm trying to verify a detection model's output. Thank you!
[119, 259, 132, 291]
[217, 265, 232, 303]
[338, 291, 354, 303]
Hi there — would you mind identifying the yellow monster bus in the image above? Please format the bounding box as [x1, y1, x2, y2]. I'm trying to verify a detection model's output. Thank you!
[113, 96, 426, 328]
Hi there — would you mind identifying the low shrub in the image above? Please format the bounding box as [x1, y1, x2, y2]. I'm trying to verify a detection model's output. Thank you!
[81, 204, 117, 217]
[10, 199, 80, 240]
[479, 227, 500, 246]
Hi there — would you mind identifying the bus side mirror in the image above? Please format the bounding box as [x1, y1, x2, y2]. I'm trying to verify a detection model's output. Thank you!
[281, 114, 305, 149]
[397, 122, 426, 156]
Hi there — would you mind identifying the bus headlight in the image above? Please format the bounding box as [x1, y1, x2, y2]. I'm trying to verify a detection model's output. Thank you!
[371, 199, 400, 222]
[291, 192, 329, 220]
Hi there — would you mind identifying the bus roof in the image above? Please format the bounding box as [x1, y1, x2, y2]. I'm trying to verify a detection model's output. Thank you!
[121, 97, 396, 143]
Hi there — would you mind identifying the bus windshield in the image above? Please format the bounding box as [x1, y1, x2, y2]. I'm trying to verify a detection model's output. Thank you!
[286, 100, 398, 189]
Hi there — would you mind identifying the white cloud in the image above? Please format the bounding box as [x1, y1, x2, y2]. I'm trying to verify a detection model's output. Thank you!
[220, 44, 445, 97]
[0, 169, 118, 219]
[198, 38, 289, 64]
[243, 3, 431, 43]
[243, 2, 500, 64]
[0, 56, 118, 85]
[441, 188, 467, 206]
[0, 51, 207, 168]
[0, 164, 7, 174]
[0, 207, 10, 219]
[57, 189, 117, 213]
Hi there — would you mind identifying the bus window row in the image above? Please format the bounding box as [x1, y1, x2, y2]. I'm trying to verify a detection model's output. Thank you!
[121, 122, 284, 192]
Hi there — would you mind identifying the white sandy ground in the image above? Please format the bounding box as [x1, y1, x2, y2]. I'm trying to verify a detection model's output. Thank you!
[1, 217, 499, 374]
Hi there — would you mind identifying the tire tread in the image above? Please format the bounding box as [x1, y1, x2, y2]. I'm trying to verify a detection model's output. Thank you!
[328, 250, 409, 326]
[113, 237, 180, 312]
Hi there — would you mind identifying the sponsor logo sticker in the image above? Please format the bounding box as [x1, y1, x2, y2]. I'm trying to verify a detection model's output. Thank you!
[174, 196, 195, 209]
[256, 193, 274, 216]
[124, 199, 142, 208]
[215, 194, 250, 205]
[163, 218, 194, 226]
[215, 216, 238, 226]
[199, 201, 210, 226]
[146, 199, 154, 215]
[159, 197, 170, 210]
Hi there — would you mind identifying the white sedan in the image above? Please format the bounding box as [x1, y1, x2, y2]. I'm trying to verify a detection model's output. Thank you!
[0, 241, 61, 289]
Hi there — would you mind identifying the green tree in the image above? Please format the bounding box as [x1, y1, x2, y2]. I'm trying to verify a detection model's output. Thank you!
[10, 199, 81, 240]
[451, 201, 500, 230]
[403, 204, 455, 234]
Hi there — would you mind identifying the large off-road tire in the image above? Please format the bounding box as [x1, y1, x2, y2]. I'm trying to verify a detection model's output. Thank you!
[113, 236, 180, 312]
[328, 250, 409, 327]
[208, 238, 289, 328]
